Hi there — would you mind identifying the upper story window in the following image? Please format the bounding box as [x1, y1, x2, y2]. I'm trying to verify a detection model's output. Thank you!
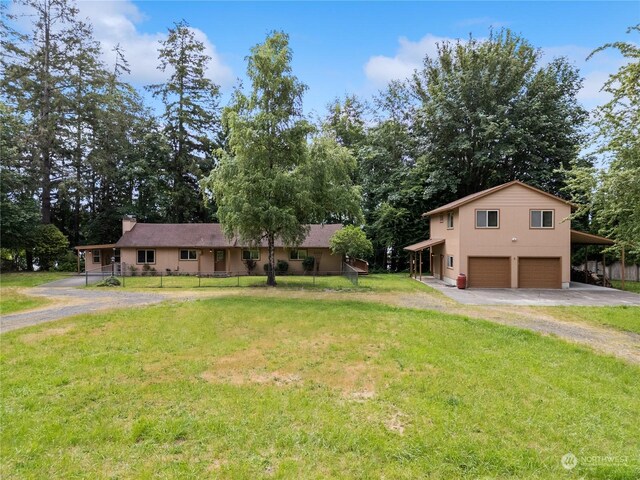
[242, 249, 260, 261]
[476, 210, 499, 228]
[137, 249, 155, 264]
[290, 249, 308, 260]
[447, 212, 454, 229]
[531, 210, 554, 229]
[92, 249, 101, 263]
[439, 214, 444, 223]
[179, 249, 197, 261]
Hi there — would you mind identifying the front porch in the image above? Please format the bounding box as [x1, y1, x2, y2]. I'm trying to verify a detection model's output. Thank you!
[74, 244, 119, 274]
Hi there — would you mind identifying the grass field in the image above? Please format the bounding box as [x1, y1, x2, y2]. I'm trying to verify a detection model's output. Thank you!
[104, 273, 436, 294]
[611, 279, 640, 294]
[0, 272, 65, 314]
[542, 306, 640, 335]
[2, 296, 638, 479]
[0, 289, 49, 315]
[0, 271, 68, 288]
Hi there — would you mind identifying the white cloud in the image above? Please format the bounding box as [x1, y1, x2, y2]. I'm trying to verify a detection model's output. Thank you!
[10, 0, 233, 87]
[541, 44, 627, 109]
[75, 1, 233, 87]
[364, 34, 456, 86]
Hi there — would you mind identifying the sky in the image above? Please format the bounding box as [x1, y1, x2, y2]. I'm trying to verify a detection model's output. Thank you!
[11, 1, 640, 116]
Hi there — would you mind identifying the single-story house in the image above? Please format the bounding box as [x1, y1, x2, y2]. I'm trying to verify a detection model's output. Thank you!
[404, 180, 615, 289]
[76, 216, 345, 275]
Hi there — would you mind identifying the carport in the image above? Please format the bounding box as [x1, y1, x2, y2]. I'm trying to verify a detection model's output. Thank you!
[570, 229, 617, 286]
[404, 238, 444, 281]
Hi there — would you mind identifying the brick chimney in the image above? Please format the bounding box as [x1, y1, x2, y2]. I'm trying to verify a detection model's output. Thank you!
[122, 215, 137, 235]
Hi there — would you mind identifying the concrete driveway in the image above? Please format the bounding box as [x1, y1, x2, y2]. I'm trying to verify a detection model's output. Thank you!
[421, 278, 640, 306]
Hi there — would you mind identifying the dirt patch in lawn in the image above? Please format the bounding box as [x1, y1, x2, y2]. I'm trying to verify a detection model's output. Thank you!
[20, 324, 75, 343]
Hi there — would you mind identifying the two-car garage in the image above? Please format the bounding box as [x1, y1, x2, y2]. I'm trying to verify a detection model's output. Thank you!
[467, 256, 561, 289]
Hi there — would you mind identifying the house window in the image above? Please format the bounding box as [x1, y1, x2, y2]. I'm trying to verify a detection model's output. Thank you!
[137, 249, 155, 264]
[114, 249, 120, 263]
[476, 210, 499, 228]
[447, 212, 454, 229]
[439, 214, 444, 223]
[290, 249, 308, 260]
[242, 249, 260, 261]
[531, 210, 554, 229]
[92, 250, 101, 263]
[446, 255, 454, 269]
[179, 249, 197, 261]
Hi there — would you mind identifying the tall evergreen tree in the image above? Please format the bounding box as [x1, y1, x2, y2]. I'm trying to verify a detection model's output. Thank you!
[147, 20, 221, 223]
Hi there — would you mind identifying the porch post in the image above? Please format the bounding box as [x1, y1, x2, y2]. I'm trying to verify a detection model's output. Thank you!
[602, 251, 606, 284]
[77, 250, 80, 274]
[419, 250, 423, 281]
[584, 246, 588, 283]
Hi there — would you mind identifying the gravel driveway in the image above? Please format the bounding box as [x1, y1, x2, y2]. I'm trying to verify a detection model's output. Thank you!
[0, 284, 164, 333]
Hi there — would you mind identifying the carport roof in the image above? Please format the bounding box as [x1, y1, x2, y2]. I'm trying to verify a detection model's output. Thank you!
[404, 238, 444, 252]
[570, 230, 615, 245]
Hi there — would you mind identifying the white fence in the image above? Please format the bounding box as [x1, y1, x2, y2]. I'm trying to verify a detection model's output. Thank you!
[579, 261, 640, 281]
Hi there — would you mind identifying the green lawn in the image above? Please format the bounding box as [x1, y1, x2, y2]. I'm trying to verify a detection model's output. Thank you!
[0, 272, 64, 314]
[0, 271, 68, 288]
[543, 306, 640, 335]
[2, 297, 638, 478]
[0, 289, 49, 315]
[611, 279, 640, 294]
[108, 273, 437, 294]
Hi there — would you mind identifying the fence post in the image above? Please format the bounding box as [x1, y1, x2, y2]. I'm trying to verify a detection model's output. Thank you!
[160, 272, 163, 288]
[122, 272, 125, 287]
[199, 274, 201, 288]
[237, 274, 240, 287]
[85, 269, 88, 286]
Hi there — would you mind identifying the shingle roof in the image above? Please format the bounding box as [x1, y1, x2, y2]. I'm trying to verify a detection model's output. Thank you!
[424, 180, 575, 217]
[115, 223, 342, 249]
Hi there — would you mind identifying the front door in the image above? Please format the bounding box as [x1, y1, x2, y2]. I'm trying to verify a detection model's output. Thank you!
[439, 255, 444, 280]
[214, 249, 226, 272]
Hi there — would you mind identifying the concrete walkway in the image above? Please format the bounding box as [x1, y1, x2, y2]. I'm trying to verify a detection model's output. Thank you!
[419, 277, 640, 306]
[0, 283, 164, 333]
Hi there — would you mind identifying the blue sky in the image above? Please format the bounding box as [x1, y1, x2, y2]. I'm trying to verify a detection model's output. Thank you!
[32, 1, 640, 115]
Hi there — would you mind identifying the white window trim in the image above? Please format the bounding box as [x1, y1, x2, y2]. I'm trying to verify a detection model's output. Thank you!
[137, 249, 156, 265]
[179, 249, 197, 261]
[446, 255, 454, 269]
[530, 210, 554, 229]
[476, 209, 500, 229]
[92, 249, 101, 263]
[242, 249, 260, 261]
[289, 249, 308, 261]
[447, 212, 454, 229]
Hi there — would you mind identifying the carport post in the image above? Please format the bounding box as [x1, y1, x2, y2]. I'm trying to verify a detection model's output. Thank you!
[621, 245, 625, 290]
[584, 246, 589, 283]
[419, 250, 423, 281]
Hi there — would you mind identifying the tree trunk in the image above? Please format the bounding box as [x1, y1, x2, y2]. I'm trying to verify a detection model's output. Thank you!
[267, 232, 276, 286]
[26, 250, 34, 271]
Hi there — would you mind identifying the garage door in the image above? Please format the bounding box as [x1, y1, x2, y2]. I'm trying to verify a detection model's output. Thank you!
[468, 257, 511, 288]
[518, 257, 561, 289]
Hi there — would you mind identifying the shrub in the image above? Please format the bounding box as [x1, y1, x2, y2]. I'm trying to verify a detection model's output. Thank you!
[141, 264, 152, 276]
[302, 256, 315, 273]
[55, 251, 82, 272]
[245, 259, 257, 275]
[96, 276, 121, 287]
[329, 225, 373, 260]
[33, 224, 70, 271]
[276, 260, 289, 275]
[129, 265, 138, 277]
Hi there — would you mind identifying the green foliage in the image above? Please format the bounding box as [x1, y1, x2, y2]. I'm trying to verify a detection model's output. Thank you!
[146, 20, 221, 223]
[32, 224, 70, 271]
[302, 256, 315, 273]
[96, 276, 121, 287]
[411, 29, 587, 201]
[55, 251, 82, 272]
[276, 260, 289, 275]
[244, 259, 257, 275]
[203, 32, 361, 286]
[330, 225, 373, 260]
